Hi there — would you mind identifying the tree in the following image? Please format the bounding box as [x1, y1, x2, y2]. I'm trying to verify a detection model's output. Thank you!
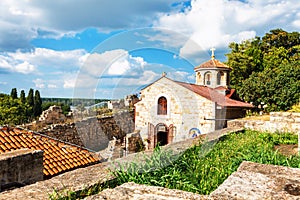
[27, 88, 34, 107]
[0, 95, 30, 125]
[26, 88, 34, 118]
[33, 90, 42, 117]
[10, 88, 18, 99]
[20, 90, 26, 104]
[226, 29, 300, 112]
[239, 61, 300, 112]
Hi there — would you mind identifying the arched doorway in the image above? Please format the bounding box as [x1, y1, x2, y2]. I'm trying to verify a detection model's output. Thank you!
[155, 123, 168, 146]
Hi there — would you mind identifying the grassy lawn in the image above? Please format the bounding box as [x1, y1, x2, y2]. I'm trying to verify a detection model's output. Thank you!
[50, 130, 300, 199]
[112, 130, 300, 195]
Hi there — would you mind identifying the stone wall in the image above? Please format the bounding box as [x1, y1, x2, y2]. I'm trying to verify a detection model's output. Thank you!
[38, 105, 66, 124]
[39, 124, 84, 147]
[39, 111, 135, 151]
[228, 112, 300, 133]
[0, 149, 43, 192]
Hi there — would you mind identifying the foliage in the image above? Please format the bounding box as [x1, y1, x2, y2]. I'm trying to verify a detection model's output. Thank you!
[0, 94, 30, 125]
[33, 90, 42, 117]
[289, 103, 300, 112]
[0, 88, 43, 125]
[112, 130, 300, 195]
[239, 61, 300, 111]
[20, 90, 26, 104]
[226, 29, 300, 112]
[10, 88, 18, 99]
[27, 88, 34, 107]
[48, 179, 118, 200]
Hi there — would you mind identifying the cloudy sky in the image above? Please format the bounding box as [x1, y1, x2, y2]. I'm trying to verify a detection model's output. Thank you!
[0, 0, 299, 99]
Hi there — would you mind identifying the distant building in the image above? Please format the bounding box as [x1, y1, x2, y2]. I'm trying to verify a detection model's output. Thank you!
[134, 51, 253, 149]
[108, 95, 139, 110]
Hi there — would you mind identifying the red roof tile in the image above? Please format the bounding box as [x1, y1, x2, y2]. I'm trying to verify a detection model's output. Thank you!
[175, 81, 253, 108]
[194, 58, 231, 70]
[0, 127, 99, 177]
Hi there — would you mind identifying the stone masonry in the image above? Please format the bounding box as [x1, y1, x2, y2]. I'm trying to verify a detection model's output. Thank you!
[135, 77, 215, 145]
[228, 112, 300, 133]
[39, 111, 135, 152]
[38, 105, 66, 124]
[0, 149, 43, 192]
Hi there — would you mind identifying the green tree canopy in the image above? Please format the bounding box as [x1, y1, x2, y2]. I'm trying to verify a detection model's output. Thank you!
[226, 29, 300, 112]
[0, 95, 30, 125]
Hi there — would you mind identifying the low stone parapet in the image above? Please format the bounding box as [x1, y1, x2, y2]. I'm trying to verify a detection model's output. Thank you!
[211, 161, 300, 199]
[228, 112, 300, 133]
[0, 149, 43, 192]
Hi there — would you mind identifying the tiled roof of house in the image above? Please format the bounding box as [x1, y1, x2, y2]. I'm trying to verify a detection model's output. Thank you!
[175, 81, 253, 108]
[0, 127, 99, 177]
[194, 58, 231, 70]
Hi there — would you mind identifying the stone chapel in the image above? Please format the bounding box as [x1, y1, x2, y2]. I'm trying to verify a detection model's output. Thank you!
[134, 50, 253, 149]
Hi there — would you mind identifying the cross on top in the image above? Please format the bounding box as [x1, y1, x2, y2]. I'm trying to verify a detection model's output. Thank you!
[210, 47, 216, 59]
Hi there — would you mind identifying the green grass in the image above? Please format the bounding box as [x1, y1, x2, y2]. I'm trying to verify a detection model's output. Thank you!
[50, 130, 300, 199]
[112, 130, 300, 195]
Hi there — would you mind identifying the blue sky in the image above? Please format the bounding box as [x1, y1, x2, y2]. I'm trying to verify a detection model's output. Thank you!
[0, 0, 299, 99]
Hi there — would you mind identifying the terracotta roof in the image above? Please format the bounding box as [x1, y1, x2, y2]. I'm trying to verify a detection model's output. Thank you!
[194, 58, 231, 70]
[214, 86, 236, 98]
[174, 81, 253, 108]
[0, 127, 99, 177]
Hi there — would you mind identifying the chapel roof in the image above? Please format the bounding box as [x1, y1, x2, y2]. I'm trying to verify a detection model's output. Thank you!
[174, 81, 253, 108]
[194, 58, 231, 70]
[0, 127, 99, 177]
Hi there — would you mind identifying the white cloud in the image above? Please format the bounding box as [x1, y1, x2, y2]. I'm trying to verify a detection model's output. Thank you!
[63, 74, 78, 89]
[0, 0, 179, 51]
[0, 48, 87, 74]
[108, 53, 146, 75]
[47, 84, 57, 89]
[154, 0, 300, 58]
[33, 78, 45, 89]
[0, 54, 36, 74]
[82, 49, 146, 76]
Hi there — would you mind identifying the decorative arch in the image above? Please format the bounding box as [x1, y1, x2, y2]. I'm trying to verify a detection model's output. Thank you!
[157, 96, 167, 115]
[204, 72, 212, 85]
[154, 123, 168, 146]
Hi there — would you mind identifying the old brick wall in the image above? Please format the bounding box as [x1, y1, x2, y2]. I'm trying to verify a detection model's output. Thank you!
[0, 149, 43, 191]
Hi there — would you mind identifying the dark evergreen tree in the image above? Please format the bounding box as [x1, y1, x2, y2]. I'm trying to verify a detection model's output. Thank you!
[33, 90, 42, 117]
[27, 88, 34, 107]
[26, 88, 34, 118]
[20, 90, 26, 104]
[10, 88, 18, 99]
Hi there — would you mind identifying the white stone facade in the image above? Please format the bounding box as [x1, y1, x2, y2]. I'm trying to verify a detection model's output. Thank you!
[135, 77, 216, 148]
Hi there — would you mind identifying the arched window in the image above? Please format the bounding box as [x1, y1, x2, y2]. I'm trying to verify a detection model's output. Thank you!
[217, 71, 225, 85]
[196, 72, 201, 84]
[157, 96, 167, 115]
[204, 72, 211, 85]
